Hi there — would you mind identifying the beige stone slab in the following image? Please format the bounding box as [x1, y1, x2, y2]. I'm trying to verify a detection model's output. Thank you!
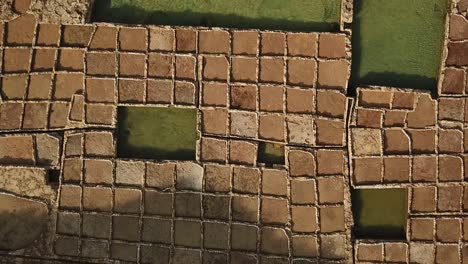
[0, 135, 35, 165]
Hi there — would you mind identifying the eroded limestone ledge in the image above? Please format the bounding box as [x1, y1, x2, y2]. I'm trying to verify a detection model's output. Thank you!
[0, 0, 92, 24]
[0, 167, 55, 202]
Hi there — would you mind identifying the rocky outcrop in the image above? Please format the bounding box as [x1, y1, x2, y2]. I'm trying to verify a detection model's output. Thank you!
[0, 167, 55, 201]
[0, 193, 48, 250]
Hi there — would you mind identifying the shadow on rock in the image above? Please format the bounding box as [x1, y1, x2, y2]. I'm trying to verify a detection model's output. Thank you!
[0, 193, 49, 250]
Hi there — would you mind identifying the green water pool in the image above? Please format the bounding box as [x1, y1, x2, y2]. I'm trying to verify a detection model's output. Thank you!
[352, 188, 408, 239]
[351, 0, 449, 92]
[92, 0, 342, 31]
[257, 142, 285, 165]
[117, 106, 197, 160]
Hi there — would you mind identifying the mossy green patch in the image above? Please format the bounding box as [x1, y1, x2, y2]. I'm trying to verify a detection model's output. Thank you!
[117, 106, 197, 160]
[257, 142, 285, 165]
[351, 0, 449, 92]
[93, 0, 342, 31]
[352, 188, 408, 239]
